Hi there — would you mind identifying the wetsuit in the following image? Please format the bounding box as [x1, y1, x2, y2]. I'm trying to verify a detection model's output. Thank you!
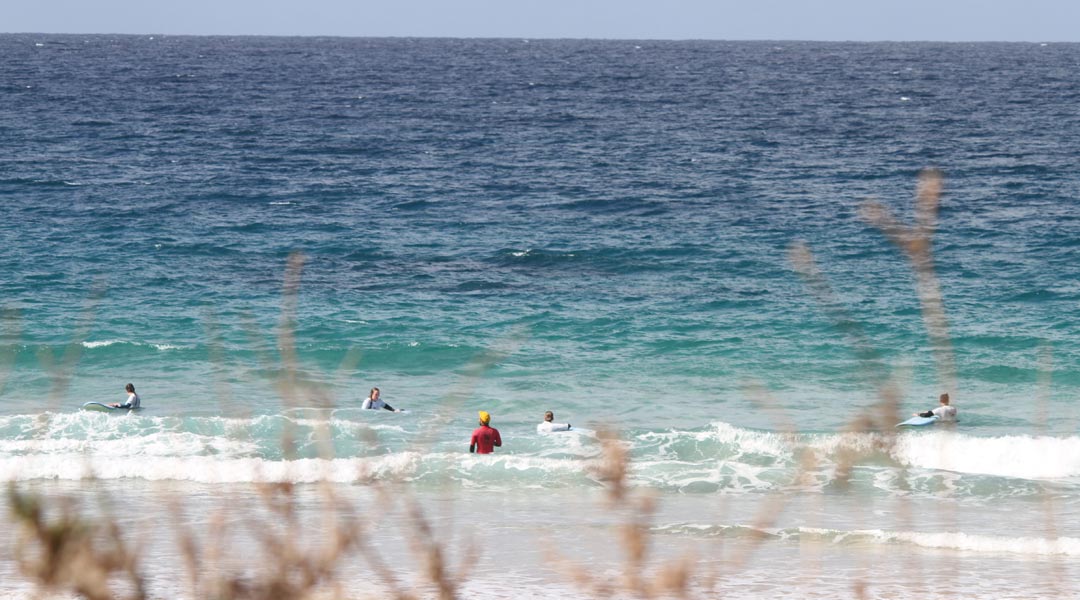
[118, 393, 140, 409]
[919, 405, 957, 421]
[537, 421, 571, 432]
[362, 397, 396, 412]
[469, 425, 502, 454]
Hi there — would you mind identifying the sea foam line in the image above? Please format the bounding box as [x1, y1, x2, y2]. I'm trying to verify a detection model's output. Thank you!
[697, 422, 1080, 481]
[0, 452, 592, 485]
[659, 523, 1080, 557]
[81, 340, 185, 351]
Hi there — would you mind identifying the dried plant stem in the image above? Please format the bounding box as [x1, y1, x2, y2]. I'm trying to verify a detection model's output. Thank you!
[7, 483, 146, 600]
[860, 169, 956, 393]
[0, 307, 23, 398]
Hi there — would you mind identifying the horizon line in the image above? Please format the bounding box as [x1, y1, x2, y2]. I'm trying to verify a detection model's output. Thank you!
[1, 32, 1074, 44]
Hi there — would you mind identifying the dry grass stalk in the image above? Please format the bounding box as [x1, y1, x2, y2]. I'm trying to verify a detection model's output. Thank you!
[0, 307, 22, 398]
[548, 429, 697, 599]
[169, 480, 366, 600]
[859, 169, 956, 392]
[403, 496, 481, 600]
[1036, 345, 1066, 596]
[7, 483, 146, 600]
[35, 281, 107, 412]
[735, 383, 817, 571]
[783, 171, 963, 596]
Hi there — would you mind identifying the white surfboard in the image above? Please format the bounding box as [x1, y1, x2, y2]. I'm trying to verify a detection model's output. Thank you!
[81, 402, 140, 412]
[82, 402, 119, 412]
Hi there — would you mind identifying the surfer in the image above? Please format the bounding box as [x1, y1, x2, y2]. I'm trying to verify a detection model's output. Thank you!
[915, 393, 957, 422]
[537, 410, 571, 432]
[110, 383, 141, 409]
[469, 410, 502, 454]
[362, 387, 400, 412]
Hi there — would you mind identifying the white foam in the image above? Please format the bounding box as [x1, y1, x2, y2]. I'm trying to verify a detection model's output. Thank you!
[893, 432, 1080, 479]
[0, 432, 258, 457]
[640, 422, 795, 459]
[6, 415, 1080, 490]
[662, 523, 1080, 557]
[82, 339, 123, 348]
[879, 529, 1080, 556]
[0, 454, 413, 484]
[702, 422, 1080, 482]
[82, 340, 182, 350]
[0, 450, 594, 486]
[797, 526, 1080, 557]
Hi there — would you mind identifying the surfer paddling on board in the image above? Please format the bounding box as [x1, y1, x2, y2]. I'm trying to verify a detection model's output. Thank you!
[915, 393, 957, 422]
[109, 383, 141, 409]
[537, 410, 571, 432]
[362, 387, 401, 412]
[469, 411, 502, 454]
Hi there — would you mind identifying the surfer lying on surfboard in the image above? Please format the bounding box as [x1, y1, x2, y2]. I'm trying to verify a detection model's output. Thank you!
[914, 392, 956, 422]
[110, 383, 141, 409]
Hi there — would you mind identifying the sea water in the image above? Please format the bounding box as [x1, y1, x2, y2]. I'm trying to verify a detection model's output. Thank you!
[2, 36, 1080, 598]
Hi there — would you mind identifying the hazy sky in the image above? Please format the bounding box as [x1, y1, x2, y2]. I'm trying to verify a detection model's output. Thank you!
[5, 0, 1079, 41]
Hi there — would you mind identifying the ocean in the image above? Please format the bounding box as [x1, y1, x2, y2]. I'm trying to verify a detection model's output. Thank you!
[2, 35, 1080, 598]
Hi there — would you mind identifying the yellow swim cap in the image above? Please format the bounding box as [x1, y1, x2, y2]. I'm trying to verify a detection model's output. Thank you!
[478, 410, 491, 425]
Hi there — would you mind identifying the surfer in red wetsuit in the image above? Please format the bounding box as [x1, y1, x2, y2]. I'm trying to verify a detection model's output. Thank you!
[469, 410, 502, 454]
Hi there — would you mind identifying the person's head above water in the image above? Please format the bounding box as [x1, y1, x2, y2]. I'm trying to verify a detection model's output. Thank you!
[544, 411, 554, 422]
[369, 387, 380, 399]
[126, 383, 135, 393]
[939, 393, 950, 405]
[479, 410, 491, 426]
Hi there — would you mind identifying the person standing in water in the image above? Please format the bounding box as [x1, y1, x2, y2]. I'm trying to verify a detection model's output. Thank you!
[537, 410, 571, 432]
[916, 393, 957, 422]
[469, 410, 502, 454]
[110, 383, 141, 409]
[362, 387, 400, 412]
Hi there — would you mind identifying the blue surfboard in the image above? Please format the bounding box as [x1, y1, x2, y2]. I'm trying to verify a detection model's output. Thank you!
[896, 415, 939, 427]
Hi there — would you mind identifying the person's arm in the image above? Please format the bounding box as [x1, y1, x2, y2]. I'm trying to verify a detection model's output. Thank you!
[469, 432, 477, 453]
[918, 411, 934, 418]
[493, 429, 502, 448]
[382, 402, 396, 412]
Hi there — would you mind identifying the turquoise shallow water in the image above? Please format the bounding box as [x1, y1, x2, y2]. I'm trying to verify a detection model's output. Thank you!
[3, 35, 1080, 597]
